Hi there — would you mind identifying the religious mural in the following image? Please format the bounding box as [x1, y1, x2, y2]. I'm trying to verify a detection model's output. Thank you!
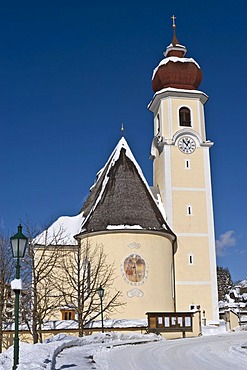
[124, 254, 146, 283]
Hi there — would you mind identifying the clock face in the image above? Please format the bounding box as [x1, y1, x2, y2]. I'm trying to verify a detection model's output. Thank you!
[178, 137, 196, 154]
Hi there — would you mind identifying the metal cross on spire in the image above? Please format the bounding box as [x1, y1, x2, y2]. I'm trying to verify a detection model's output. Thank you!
[171, 15, 176, 28]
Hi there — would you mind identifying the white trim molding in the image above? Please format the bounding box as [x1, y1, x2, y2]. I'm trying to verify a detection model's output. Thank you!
[176, 281, 211, 286]
[203, 148, 219, 321]
[172, 187, 206, 192]
[148, 88, 208, 113]
[176, 233, 209, 237]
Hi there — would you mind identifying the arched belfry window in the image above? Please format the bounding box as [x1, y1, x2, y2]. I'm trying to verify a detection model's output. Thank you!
[179, 107, 191, 127]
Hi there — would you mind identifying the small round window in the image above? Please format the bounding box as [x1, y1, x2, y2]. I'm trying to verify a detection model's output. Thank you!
[124, 254, 146, 283]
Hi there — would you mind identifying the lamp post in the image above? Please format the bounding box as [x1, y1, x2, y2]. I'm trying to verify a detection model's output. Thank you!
[97, 285, 104, 333]
[10, 224, 28, 370]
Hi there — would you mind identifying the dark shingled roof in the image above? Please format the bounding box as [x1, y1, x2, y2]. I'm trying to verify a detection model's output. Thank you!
[79, 138, 175, 238]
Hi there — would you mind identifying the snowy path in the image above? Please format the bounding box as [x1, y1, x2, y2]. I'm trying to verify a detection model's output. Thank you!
[54, 345, 98, 369]
[95, 332, 247, 370]
[54, 332, 247, 370]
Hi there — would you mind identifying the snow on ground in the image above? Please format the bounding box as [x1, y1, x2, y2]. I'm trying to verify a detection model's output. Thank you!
[0, 331, 247, 370]
[54, 333, 161, 370]
[201, 320, 228, 335]
[0, 332, 160, 370]
[94, 331, 247, 370]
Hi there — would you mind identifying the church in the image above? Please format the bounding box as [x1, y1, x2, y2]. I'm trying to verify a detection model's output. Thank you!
[35, 19, 218, 325]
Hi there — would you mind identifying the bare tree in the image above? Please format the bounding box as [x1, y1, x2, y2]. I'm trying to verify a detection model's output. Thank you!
[56, 239, 123, 337]
[0, 232, 15, 352]
[22, 219, 67, 343]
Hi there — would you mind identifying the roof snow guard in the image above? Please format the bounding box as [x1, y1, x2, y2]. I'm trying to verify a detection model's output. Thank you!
[79, 137, 175, 238]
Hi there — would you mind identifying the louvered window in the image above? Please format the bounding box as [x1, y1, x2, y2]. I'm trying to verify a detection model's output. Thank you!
[179, 107, 191, 127]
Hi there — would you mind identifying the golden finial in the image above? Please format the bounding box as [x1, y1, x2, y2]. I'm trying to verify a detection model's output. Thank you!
[121, 123, 124, 136]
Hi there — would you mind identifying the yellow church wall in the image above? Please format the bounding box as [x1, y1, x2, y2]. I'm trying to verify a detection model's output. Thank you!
[174, 236, 211, 281]
[81, 231, 175, 319]
[33, 246, 67, 322]
[175, 284, 214, 321]
[160, 99, 169, 138]
[170, 98, 201, 136]
[172, 191, 208, 233]
[171, 148, 206, 188]
[198, 102, 206, 140]
[153, 148, 166, 199]
[159, 98, 205, 140]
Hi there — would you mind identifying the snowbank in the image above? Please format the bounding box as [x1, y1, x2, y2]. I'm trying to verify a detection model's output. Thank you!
[201, 320, 227, 336]
[0, 332, 161, 370]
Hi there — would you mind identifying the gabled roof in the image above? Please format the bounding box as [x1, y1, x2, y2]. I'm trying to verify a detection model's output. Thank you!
[78, 137, 175, 238]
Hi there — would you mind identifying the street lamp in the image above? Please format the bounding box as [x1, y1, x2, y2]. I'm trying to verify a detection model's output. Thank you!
[10, 224, 28, 370]
[97, 285, 104, 333]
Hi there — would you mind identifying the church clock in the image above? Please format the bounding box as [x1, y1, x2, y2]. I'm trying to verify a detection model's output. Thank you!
[178, 137, 196, 154]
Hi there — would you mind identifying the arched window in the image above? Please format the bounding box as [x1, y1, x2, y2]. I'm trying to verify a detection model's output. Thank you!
[179, 107, 191, 127]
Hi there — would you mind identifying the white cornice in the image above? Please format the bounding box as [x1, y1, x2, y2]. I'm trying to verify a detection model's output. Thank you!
[172, 128, 202, 144]
[148, 88, 209, 113]
[75, 228, 176, 243]
[176, 281, 211, 285]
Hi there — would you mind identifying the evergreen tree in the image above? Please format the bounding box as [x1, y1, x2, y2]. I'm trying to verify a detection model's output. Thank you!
[217, 266, 233, 301]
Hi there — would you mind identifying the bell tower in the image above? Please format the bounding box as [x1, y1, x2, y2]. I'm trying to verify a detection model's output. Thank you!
[149, 17, 218, 321]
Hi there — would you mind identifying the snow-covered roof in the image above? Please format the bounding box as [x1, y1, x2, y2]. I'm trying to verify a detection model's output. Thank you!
[34, 213, 85, 245]
[34, 137, 175, 245]
[166, 42, 186, 49]
[239, 279, 247, 287]
[82, 137, 157, 219]
[79, 137, 175, 237]
[164, 43, 187, 57]
[152, 56, 201, 81]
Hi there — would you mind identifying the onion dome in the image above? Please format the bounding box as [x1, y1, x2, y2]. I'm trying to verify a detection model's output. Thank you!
[152, 17, 202, 92]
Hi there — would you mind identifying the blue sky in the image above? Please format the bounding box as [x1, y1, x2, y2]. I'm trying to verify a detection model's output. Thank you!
[0, 1, 246, 282]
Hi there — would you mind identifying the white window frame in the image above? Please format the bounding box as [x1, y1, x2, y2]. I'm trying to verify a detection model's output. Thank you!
[185, 159, 191, 169]
[188, 253, 194, 265]
[178, 106, 193, 128]
[187, 205, 193, 216]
